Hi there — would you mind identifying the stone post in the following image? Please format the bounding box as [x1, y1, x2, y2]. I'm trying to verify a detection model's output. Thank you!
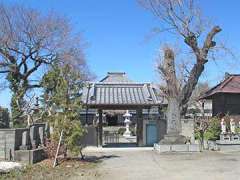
[30, 126, 36, 149]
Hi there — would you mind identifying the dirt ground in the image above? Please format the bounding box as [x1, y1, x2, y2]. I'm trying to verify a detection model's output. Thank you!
[2, 149, 240, 180]
[75, 149, 240, 180]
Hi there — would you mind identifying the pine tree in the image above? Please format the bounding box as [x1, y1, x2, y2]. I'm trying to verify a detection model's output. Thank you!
[41, 64, 85, 156]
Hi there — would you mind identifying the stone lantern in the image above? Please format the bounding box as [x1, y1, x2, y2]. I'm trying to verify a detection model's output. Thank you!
[123, 110, 132, 137]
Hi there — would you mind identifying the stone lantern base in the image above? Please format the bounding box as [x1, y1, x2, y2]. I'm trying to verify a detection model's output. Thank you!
[123, 130, 131, 138]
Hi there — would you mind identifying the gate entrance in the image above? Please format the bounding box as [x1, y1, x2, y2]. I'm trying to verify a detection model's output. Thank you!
[146, 123, 157, 146]
[82, 72, 163, 147]
[106, 114, 118, 126]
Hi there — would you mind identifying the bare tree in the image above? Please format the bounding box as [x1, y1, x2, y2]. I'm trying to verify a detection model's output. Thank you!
[194, 117, 210, 151]
[0, 4, 88, 125]
[187, 82, 209, 117]
[140, 0, 222, 143]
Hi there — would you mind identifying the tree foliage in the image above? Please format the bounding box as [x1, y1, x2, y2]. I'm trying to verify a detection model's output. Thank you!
[0, 4, 88, 125]
[0, 107, 9, 128]
[204, 117, 221, 141]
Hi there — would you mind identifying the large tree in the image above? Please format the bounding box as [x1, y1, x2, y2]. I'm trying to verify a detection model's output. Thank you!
[0, 4, 88, 125]
[140, 0, 222, 143]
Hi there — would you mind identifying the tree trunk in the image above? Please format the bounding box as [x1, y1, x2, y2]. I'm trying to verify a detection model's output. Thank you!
[11, 90, 25, 126]
[160, 97, 186, 144]
[180, 61, 205, 115]
[159, 48, 186, 144]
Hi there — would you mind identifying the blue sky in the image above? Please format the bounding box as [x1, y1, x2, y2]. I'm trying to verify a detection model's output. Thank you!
[1, 0, 240, 108]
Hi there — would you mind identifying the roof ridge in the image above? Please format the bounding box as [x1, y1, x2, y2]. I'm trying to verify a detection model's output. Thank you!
[220, 76, 234, 89]
[107, 72, 126, 74]
[200, 74, 240, 99]
[99, 72, 133, 83]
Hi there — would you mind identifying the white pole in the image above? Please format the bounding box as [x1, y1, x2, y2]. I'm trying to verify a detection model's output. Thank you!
[53, 130, 63, 168]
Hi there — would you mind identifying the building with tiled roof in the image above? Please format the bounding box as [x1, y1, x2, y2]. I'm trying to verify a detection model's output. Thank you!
[201, 73, 240, 116]
[80, 72, 167, 146]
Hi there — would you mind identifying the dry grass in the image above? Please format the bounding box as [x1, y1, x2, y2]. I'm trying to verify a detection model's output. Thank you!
[0, 157, 100, 180]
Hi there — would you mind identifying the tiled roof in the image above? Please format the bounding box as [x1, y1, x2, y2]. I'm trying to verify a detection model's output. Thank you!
[201, 74, 240, 99]
[81, 72, 163, 108]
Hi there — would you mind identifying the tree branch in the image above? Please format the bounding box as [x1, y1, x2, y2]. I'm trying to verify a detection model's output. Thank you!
[202, 26, 222, 58]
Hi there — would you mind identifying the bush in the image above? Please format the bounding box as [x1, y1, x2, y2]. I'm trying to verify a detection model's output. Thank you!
[204, 117, 221, 141]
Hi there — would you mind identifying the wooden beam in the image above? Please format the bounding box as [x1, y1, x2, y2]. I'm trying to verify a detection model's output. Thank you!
[98, 109, 103, 147]
[86, 104, 159, 110]
[136, 108, 143, 147]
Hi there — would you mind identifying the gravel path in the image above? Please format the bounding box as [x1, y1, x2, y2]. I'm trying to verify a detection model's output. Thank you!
[81, 149, 240, 180]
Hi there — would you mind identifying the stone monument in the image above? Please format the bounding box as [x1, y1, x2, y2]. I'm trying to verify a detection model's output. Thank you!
[230, 119, 236, 134]
[159, 99, 186, 145]
[38, 127, 44, 147]
[221, 118, 226, 134]
[19, 131, 30, 150]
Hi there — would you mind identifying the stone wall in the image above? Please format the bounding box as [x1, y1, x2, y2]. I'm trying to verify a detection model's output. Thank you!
[158, 119, 167, 141]
[0, 129, 15, 160]
[0, 128, 28, 160]
[14, 148, 45, 164]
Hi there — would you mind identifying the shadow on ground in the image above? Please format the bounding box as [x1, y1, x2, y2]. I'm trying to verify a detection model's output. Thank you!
[64, 155, 120, 164]
[103, 143, 137, 148]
